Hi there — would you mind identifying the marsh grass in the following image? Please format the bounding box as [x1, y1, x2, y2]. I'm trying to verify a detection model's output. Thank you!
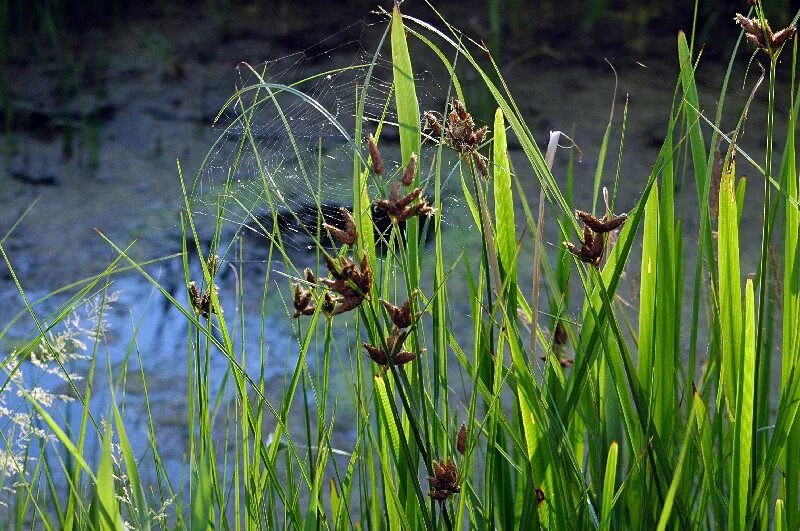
[1, 1, 800, 529]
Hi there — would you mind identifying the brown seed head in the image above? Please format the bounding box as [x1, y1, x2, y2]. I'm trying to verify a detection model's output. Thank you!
[189, 281, 218, 318]
[735, 13, 796, 53]
[304, 267, 316, 284]
[772, 25, 796, 48]
[473, 153, 489, 179]
[428, 458, 460, 501]
[321, 253, 372, 316]
[381, 298, 415, 328]
[564, 225, 605, 267]
[323, 208, 358, 246]
[293, 283, 316, 318]
[424, 111, 443, 137]
[402, 153, 417, 187]
[362, 328, 418, 367]
[321, 292, 336, 316]
[368, 134, 383, 175]
[205, 254, 220, 277]
[456, 423, 467, 455]
[375, 183, 435, 223]
[575, 210, 628, 233]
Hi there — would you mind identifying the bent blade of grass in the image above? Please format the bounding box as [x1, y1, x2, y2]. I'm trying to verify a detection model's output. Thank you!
[392, 1, 422, 280]
[493, 107, 515, 287]
[718, 152, 742, 418]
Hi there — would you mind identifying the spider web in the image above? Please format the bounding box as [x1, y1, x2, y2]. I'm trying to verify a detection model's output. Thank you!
[185, 21, 472, 269]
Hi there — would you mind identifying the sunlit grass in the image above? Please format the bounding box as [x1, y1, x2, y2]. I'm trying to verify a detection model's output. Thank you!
[0, 1, 799, 529]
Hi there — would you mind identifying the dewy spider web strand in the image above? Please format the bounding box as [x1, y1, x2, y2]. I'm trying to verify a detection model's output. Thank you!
[184, 22, 472, 267]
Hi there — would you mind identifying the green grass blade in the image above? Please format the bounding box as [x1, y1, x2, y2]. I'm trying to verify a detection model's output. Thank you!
[600, 441, 618, 531]
[718, 153, 742, 417]
[730, 279, 756, 529]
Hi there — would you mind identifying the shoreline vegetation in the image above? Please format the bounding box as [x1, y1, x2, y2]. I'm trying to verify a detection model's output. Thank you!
[1, 1, 800, 529]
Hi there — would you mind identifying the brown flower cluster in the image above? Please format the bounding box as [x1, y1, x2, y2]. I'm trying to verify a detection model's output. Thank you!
[575, 210, 628, 234]
[368, 134, 383, 175]
[735, 13, 796, 55]
[189, 255, 222, 318]
[293, 254, 373, 319]
[320, 254, 373, 316]
[323, 207, 358, 246]
[564, 209, 627, 268]
[564, 225, 605, 267]
[456, 423, 467, 455]
[292, 268, 321, 318]
[428, 458, 460, 502]
[363, 293, 422, 368]
[380, 297, 418, 329]
[375, 181, 435, 223]
[363, 326, 418, 368]
[425, 99, 489, 177]
[366, 134, 434, 224]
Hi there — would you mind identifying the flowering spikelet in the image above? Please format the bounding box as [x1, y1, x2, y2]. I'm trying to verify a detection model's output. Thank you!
[292, 283, 315, 318]
[368, 134, 383, 175]
[473, 153, 489, 179]
[456, 423, 467, 455]
[428, 458, 460, 501]
[321, 253, 372, 316]
[323, 208, 358, 246]
[375, 181, 435, 223]
[189, 281, 219, 318]
[189, 254, 222, 318]
[402, 153, 417, 187]
[735, 13, 796, 54]
[380, 298, 416, 329]
[564, 225, 604, 267]
[205, 254, 220, 277]
[321, 292, 336, 316]
[363, 326, 419, 368]
[424, 111, 443, 138]
[575, 210, 628, 233]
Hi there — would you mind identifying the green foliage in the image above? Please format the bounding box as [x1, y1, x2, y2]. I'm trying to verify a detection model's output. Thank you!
[1, 1, 799, 529]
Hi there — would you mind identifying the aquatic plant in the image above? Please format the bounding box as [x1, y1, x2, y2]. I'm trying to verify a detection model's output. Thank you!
[0, 0, 799, 529]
